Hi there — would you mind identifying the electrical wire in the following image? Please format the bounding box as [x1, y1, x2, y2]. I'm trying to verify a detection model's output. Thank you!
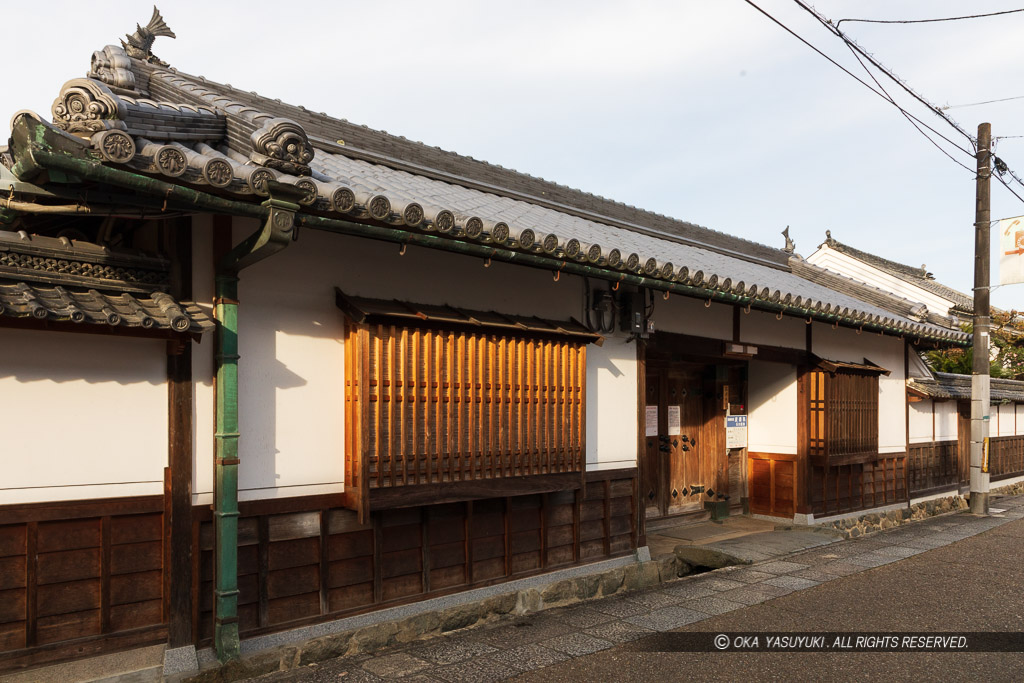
[836, 8, 1024, 30]
[841, 39, 974, 173]
[793, 0, 976, 150]
[942, 94, 1024, 110]
[741, 0, 975, 158]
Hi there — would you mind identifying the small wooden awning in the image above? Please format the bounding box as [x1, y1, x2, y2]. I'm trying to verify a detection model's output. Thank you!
[335, 288, 602, 343]
[813, 356, 890, 376]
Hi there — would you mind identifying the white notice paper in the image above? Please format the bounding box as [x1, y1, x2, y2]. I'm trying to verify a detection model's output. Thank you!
[645, 405, 659, 437]
[999, 216, 1024, 285]
[667, 405, 681, 435]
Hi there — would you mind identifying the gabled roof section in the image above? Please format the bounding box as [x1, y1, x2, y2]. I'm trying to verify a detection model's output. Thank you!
[821, 231, 974, 311]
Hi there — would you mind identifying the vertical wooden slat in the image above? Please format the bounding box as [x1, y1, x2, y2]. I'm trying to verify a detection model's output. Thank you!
[465, 501, 474, 584]
[490, 337, 498, 478]
[400, 328, 409, 486]
[258, 516, 269, 628]
[603, 479, 611, 556]
[26, 522, 37, 648]
[579, 345, 588, 472]
[421, 507, 431, 594]
[319, 509, 329, 616]
[388, 326, 397, 488]
[435, 332, 443, 483]
[359, 326, 371, 522]
[411, 329, 421, 484]
[373, 515, 382, 603]
[446, 332, 455, 481]
[518, 339, 526, 477]
[100, 516, 111, 634]
[374, 327, 384, 489]
[468, 334, 477, 478]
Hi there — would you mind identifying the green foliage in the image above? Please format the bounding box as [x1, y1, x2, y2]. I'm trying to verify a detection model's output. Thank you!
[925, 314, 1023, 379]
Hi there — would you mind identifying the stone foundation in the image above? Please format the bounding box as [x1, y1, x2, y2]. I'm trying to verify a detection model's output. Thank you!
[177, 553, 697, 683]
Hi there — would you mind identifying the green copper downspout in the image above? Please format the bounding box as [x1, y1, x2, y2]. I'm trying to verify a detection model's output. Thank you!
[213, 273, 240, 660]
[213, 183, 301, 661]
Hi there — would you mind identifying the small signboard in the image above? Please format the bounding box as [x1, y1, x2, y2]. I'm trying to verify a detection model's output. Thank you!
[726, 415, 747, 449]
[668, 405, 681, 435]
[645, 405, 659, 437]
[999, 216, 1024, 285]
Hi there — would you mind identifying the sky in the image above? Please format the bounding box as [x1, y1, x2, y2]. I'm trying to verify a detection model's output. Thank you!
[2, 0, 1022, 310]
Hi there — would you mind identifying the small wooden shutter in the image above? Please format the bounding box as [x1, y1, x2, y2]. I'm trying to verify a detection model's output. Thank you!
[807, 368, 880, 465]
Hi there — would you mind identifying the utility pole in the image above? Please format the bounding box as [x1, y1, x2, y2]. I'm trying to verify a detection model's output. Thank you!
[970, 122, 991, 515]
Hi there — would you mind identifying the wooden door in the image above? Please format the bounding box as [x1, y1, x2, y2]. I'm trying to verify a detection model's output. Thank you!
[644, 365, 726, 518]
[642, 372, 664, 517]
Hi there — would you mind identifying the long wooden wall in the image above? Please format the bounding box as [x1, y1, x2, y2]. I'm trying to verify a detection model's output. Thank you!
[0, 496, 167, 672]
[907, 440, 960, 497]
[194, 469, 637, 644]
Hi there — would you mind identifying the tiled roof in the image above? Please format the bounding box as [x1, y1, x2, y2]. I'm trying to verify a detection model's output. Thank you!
[822, 233, 974, 311]
[0, 280, 213, 333]
[909, 372, 1024, 403]
[4, 39, 972, 345]
[0, 230, 211, 334]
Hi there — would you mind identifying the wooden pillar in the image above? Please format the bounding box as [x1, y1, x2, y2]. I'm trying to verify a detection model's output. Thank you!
[167, 217, 193, 648]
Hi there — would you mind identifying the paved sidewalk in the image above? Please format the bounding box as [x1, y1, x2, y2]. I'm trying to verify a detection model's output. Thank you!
[257, 495, 1024, 682]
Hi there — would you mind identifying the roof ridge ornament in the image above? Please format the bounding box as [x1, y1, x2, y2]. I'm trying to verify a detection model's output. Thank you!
[121, 6, 175, 65]
[781, 225, 795, 254]
[250, 118, 314, 176]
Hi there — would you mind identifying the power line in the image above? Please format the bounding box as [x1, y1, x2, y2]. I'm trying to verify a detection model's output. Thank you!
[840, 37, 974, 173]
[942, 94, 1024, 110]
[793, 0, 977, 149]
[836, 8, 1024, 30]
[740, 0, 975, 159]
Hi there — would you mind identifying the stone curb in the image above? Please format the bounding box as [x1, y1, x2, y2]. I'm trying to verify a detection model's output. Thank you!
[817, 480, 1024, 540]
[174, 554, 687, 683]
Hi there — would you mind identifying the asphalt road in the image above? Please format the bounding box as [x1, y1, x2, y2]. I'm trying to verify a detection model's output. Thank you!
[513, 516, 1024, 683]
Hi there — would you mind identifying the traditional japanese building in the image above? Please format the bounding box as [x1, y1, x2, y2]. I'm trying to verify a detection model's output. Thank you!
[1, 8, 1006, 675]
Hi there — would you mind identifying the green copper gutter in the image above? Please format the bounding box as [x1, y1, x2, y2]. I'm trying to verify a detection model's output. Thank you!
[211, 187, 298, 661]
[11, 141, 968, 348]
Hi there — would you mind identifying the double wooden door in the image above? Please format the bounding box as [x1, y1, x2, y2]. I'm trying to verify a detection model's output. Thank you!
[642, 365, 728, 518]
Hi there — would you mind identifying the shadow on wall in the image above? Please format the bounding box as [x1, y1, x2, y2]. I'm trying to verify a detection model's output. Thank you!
[0, 327, 168, 385]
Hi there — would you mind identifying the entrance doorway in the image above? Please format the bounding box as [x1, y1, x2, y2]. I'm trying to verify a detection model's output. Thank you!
[642, 361, 743, 519]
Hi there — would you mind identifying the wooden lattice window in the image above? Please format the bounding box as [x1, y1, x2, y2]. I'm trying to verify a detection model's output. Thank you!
[344, 319, 587, 519]
[807, 367, 880, 466]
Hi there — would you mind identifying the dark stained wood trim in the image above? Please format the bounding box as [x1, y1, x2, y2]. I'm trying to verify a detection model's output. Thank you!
[368, 472, 583, 511]
[25, 522, 37, 649]
[465, 500, 474, 585]
[748, 451, 800, 462]
[0, 496, 164, 525]
[372, 515, 383, 604]
[319, 509, 330, 617]
[100, 515, 112, 634]
[602, 479, 611, 556]
[421, 507, 431, 594]
[584, 468, 639, 483]
[0, 625, 167, 674]
[635, 338, 647, 547]
[796, 367, 810, 515]
[257, 516, 270, 629]
[167, 217, 194, 648]
[645, 330, 811, 367]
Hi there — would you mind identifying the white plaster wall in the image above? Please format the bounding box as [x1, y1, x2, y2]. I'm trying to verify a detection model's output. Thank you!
[908, 401, 933, 444]
[585, 336, 638, 471]
[0, 328, 167, 504]
[806, 247, 955, 315]
[811, 322, 906, 453]
[747, 360, 798, 454]
[191, 225, 639, 502]
[192, 214, 215, 502]
[1018, 404, 1023, 436]
[999, 403, 1016, 437]
[654, 295, 732, 340]
[936, 401, 958, 441]
[739, 309, 807, 350]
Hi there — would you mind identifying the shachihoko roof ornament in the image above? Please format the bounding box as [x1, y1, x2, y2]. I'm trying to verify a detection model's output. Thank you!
[121, 6, 175, 65]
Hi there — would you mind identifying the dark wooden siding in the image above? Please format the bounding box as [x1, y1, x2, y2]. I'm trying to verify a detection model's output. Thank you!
[808, 454, 907, 516]
[0, 496, 167, 673]
[907, 440, 959, 497]
[195, 469, 637, 644]
[990, 435, 1024, 481]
